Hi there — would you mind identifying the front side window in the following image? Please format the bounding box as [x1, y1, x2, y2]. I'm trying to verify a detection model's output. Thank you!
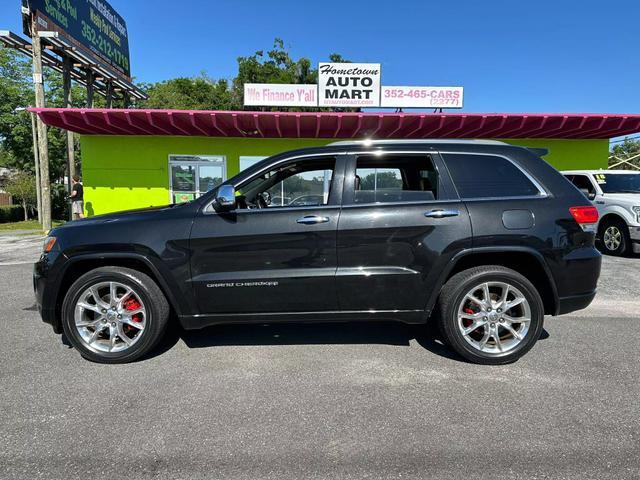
[237, 157, 335, 209]
[443, 153, 540, 199]
[592, 173, 640, 194]
[353, 154, 438, 204]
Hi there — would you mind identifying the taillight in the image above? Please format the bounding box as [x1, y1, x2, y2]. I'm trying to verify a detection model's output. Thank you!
[569, 206, 599, 231]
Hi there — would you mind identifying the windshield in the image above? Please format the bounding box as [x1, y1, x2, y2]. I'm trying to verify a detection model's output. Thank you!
[593, 173, 640, 194]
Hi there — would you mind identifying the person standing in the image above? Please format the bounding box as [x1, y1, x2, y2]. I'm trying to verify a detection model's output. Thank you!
[70, 175, 84, 220]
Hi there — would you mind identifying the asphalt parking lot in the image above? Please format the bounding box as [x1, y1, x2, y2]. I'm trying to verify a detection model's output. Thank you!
[0, 234, 638, 480]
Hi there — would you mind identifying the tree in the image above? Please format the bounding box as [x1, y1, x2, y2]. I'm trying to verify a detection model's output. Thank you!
[141, 74, 235, 110]
[610, 138, 640, 170]
[5, 171, 37, 220]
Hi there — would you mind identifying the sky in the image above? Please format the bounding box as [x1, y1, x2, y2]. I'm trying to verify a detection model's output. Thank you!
[1, 0, 639, 114]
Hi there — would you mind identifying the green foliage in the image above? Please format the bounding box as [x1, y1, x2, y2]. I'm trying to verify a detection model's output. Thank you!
[141, 74, 235, 110]
[4, 171, 37, 220]
[0, 205, 24, 223]
[610, 138, 640, 170]
[51, 182, 70, 220]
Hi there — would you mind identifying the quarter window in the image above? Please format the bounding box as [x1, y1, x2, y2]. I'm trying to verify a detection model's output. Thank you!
[443, 153, 540, 199]
[353, 155, 438, 204]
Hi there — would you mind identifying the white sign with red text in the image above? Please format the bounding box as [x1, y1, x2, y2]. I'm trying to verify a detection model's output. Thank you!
[244, 84, 317, 107]
[318, 63, 381, 107]
[380, 86, 464, 108]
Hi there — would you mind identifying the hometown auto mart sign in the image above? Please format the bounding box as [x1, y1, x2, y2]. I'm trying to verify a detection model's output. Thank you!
[244, 62, 463, 109]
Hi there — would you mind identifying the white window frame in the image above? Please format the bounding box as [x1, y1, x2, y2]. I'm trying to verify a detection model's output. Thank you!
[169, 154, 227, 203]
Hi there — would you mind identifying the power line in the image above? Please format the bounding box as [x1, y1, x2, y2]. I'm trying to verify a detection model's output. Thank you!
[610, 134, 640, 144]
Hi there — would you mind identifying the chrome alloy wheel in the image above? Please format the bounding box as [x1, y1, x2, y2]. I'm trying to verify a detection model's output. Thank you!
[603, 225, 622, 251]
[457, 281, 531, 355]
[74, 281, 147, 353]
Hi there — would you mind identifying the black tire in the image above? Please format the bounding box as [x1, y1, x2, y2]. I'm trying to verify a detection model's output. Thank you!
[436, 265, 544, 365]
[598, 218, 629, 256]
[61, 266, 170, 363]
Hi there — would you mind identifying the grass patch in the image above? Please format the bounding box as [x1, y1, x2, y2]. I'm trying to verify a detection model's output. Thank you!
[0, 220, 65, 232]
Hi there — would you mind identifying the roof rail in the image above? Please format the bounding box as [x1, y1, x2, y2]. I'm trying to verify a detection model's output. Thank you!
[326, 139, 509, 146]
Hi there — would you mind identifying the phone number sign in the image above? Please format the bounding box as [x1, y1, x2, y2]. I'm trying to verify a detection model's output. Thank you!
[380, 86, 464, 109]
[24, 0, 131, 80]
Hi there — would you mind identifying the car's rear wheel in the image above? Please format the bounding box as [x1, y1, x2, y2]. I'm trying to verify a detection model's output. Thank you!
[599, 218, 629, 256]
[62, 267, 169, 363]
[437, 266, 544, 365]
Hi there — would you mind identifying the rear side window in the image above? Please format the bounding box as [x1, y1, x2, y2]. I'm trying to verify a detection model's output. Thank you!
[353, 154, 438, 204]
[443, 153, 540, 199]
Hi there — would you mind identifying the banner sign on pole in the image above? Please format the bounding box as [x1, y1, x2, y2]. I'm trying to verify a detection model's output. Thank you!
[244, 84, 317, 107]
[318, 63, 381, 108]
[381, 86, 464, 109]
[23, 0, 131, 81]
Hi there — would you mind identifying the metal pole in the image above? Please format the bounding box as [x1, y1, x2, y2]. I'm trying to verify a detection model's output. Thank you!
[105, 80, 113, 108]
[63, 56, 75, 221]
[31, 16, 52, 231]
[29, 110, 42, 224]
[86, 70, 94, 108]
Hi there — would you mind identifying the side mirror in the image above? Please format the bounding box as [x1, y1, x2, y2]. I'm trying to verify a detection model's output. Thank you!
[588, 192, 596, 201]
[213, 185, 236, 212]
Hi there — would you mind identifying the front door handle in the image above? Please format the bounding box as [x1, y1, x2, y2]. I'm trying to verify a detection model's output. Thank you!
[424, 209, 460, 218]
[297, 215, 330, 225]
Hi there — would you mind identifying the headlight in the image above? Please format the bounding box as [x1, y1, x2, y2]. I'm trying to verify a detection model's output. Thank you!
[43, 236, 57, 253]
[633, 206, 640, 223]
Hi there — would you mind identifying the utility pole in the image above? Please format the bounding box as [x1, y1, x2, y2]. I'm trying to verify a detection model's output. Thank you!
[86, 70, 94, 108]
[29, 110, 42, 224]
[31, 15, 51, 231]
[63, 56, 75, 220]
[105, 80, 113, 108]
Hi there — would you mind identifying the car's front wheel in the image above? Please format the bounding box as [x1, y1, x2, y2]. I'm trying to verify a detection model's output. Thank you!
[61, 266, 170, 363]
[437, 265, 544, 365]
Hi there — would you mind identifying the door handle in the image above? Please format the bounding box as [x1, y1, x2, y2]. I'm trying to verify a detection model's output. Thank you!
[424, 209, 460, 218]
[296, 215, 330, 225]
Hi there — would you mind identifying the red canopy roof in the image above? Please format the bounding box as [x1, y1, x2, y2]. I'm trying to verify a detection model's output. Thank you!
[31, 108, 640, 139]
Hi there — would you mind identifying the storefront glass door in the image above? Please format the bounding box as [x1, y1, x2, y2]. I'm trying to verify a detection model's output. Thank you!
[169, 155, 226, 203]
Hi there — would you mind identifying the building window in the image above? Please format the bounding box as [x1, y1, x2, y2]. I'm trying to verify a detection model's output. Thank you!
[169, 155, 226, 203]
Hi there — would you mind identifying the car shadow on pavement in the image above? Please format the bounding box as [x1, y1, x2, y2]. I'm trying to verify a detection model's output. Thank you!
[147, 320, 549, 363]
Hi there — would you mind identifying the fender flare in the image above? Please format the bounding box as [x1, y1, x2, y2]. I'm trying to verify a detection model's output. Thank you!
[56, 251, 189, 318]
[424, 246, 560, 316]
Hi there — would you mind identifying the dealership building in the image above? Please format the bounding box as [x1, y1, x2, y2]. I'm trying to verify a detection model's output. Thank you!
[33, 108, 640, 215]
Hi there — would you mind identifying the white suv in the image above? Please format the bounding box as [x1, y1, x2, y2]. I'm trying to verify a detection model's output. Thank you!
[563, 170, 640, 255]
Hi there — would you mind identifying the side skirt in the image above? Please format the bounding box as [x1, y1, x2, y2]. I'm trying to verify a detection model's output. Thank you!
[179, 310, 428, 330]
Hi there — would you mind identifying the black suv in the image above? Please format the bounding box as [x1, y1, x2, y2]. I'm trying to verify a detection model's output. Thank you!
[34, 140, 602, 364]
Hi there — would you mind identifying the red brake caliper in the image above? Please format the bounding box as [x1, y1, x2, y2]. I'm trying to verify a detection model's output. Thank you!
[123, 297, 143, 333]
[463, 307, 475, 328]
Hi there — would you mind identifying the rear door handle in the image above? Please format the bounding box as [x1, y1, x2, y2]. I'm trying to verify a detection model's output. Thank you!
[424, 209, 460, 218]
[297, 215, 330, 225]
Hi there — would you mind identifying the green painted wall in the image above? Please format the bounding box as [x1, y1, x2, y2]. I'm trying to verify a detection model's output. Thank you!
[79, 135, 609, 216]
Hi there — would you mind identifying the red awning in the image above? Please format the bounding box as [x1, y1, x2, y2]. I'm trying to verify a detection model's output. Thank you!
[30, 108, 640, 139]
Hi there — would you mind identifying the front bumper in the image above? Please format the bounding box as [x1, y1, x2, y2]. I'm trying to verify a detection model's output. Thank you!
[33, 254, 62, 333]
[628, 225, 640, 254]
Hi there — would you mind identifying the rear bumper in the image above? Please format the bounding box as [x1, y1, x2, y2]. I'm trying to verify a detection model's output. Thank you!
[556, 291, 597, 315]
[551, 246, 601, 316]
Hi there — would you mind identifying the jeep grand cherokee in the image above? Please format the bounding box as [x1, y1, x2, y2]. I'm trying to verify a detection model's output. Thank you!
[34, 140, 602, 364]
